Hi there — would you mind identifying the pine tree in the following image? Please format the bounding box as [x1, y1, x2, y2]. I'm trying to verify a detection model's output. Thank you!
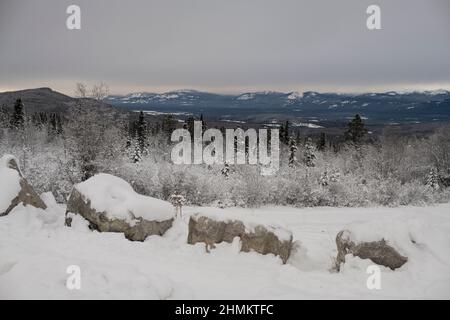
[426, 168, 440, 191]
[320, 170, 329, 186]
[11, 98, 25, 130]
[345, 114, 367, 145]
[303, 137, 316, 167]
[221, 162, 230, 179]
[200, 114, 207, 133]
[136, 111, 147, 153]
[127, 111, 149, 163]
[280, 120, 290, 145]
[186, 116, 195, 139]
[288, 136, 298, 167]
[296, 130, 301, 143]
[162, 114, 177, 142]
[0, 104, 9, 129]
[130, 139, 143, 163]
[317, 132, 326, 151]
[48, 113, 63, 137]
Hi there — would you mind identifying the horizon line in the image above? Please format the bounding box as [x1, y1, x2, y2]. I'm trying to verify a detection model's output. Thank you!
[1, 85, 450, 98]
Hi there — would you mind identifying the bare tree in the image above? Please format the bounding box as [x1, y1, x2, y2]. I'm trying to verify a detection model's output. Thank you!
[74, 82, 88, 98]
[74, 82, 109, 101]
[64, 82, 121, 181]
[91, 82, 109, 101]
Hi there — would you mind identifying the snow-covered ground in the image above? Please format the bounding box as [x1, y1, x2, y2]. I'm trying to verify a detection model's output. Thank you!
[1, 199, 449, 300]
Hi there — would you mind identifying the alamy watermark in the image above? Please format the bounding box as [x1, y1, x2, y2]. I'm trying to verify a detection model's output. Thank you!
[66, 265, 81, 290]
[66, 4, 381, 31]
[171, 121, 280, 175]
[66, 5, 81, 30]
[367, 5, 381, 30]
[366, 265, 382, 290]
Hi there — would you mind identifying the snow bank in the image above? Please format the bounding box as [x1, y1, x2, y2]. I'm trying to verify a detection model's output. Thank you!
[341, 217, 448, 260]
[1, 202, 449, 299]
[74, 173, 173, 223]
[0, 155, 21, 214]
[191, 207, 292, 242]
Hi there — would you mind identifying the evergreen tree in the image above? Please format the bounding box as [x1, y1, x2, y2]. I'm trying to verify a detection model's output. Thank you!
[129, 139, 143, 163]
[136, 111, 147, 152]
[221, 162, 230, 179]
[426, 168, 440, 191]
[47, 113, 63, 136]
[162, 114, 177, 141]
[320, 170, 329, 186]
[127, 111, 149, 163]
[317, 132, 326, 151]
[11, 98, 25, 129]
[280, 120, 290, 145]
[296, 130, 301, 143]
[0, 104, 9, 129]
[345, 114, 367, 145]
[186, 116, 195, 139]
[288, 136, 298, 167]
[200, 114, 207, 133]
[303, 137, 316, 167]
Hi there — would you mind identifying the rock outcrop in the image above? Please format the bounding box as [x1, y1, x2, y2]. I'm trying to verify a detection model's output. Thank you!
[65, 173, 174, 241]
[335, 230, 408, 271]
[188, 213, 293, 264]
[0, 155, 46, 216]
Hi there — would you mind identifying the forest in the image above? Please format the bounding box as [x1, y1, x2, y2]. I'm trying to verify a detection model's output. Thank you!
[1, 84, 449, 208]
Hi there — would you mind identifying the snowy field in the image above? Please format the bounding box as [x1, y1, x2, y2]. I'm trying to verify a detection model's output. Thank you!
[1, 198, 449, 300]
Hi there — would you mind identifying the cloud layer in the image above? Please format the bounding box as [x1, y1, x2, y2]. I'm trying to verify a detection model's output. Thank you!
[1, 0, 449, 94]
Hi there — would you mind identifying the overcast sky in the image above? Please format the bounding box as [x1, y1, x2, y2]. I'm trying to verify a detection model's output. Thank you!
[0, 0, 449, 95]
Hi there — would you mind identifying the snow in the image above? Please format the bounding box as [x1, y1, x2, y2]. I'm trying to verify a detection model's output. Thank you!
[220, 119, 246, 124]
[1, 202, 449, 299]
[191, 207, 292, 241]
[72, 173, 174, 223]
[339, 217, 445, 259]
[287, 92, 302, 100]
[292, 122, 324, 129]
[0, 155, 21, 214]
[134, 110, 192, 116]
[237, 93, 255, 100]
[426, 89, 449, 95]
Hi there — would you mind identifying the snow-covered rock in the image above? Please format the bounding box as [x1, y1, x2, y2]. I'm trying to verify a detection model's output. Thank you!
[65, 173, 174, 241]
[0, 155, 46, 216]
[335, 221, 410, 271]
[187, 209, 293, 264]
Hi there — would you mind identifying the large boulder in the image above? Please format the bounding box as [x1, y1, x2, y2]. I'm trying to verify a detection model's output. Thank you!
[65, 173, 174, 241]
[188, 210, 293, 264]
[335, 229, 408, 271]
[0, 155, 46, 216]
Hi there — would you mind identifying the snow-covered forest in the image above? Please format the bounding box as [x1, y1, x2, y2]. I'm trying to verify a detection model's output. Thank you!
[1, 85, 449, 209]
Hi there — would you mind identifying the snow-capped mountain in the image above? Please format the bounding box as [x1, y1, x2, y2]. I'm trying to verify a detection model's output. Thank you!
[105, 89, 450, 125]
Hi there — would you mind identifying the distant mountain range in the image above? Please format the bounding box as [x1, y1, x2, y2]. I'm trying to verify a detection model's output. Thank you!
[1, 88, 449, 129]
[105, 89, 450, 126]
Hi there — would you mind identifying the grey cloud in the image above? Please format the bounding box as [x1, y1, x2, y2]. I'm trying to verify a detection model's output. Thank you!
[0, 0, 449, 94]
